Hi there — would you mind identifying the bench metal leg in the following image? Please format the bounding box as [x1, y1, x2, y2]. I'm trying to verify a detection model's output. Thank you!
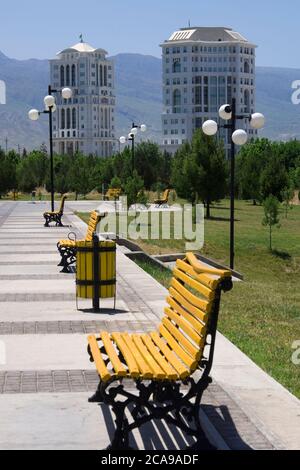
[89, 376, 215, 450]
[57, 246, 76, 273]
[44, 214, 51, 227]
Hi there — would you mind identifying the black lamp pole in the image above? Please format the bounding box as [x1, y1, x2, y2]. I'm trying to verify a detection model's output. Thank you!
[42, 85, 56, 212]
[29, 85, 72, 213]
[223, 98, 252, 270]
[48, 105, 54, 212]
[121, 122, 146, 174]
[223, 98, 237, 270]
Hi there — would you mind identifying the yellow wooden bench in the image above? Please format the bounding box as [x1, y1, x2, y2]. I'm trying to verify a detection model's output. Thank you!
[154, 189, 171, 208]
[43, 194, 68, 227]
[87, 252, 233, 449]
[104, 188, 122, 201]
[57, 211, 107, 273]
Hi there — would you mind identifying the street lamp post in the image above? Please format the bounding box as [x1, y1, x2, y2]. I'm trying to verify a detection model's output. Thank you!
[202, 99, 265, 270]
[119, 123, 147, 172]
[28, 86, 73, 212]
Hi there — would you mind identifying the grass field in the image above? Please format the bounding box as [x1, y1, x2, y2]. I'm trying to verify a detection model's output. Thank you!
[78, 200, 300, 398]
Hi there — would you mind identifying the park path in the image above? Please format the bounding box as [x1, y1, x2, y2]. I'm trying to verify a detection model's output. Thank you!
[0, 200, 298, 450]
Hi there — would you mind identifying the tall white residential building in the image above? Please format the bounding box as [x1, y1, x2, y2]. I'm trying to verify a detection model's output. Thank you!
[160, 27, 257, 153]
[50, 39, 116, 157]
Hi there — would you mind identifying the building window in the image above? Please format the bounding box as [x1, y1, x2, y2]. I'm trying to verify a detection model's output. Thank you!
[244, 90, 250, 113]
[67, 108, 71, 129]
[173, 59, 181, 73]
[72, 65, 76, 86]
[66, 65, 70, 86]
[104, 66, 108, 86]
[61, 109, 65, 129]
[60, 66, 65, 87]
[244, 61, 250, 74]
[72, 108, 76, 129]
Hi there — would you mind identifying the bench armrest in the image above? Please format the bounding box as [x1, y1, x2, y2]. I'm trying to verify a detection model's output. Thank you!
[185, 253, 232, 279]
[68, 232, 77, 242]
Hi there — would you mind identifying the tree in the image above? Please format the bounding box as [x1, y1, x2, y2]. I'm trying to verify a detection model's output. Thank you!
[236, 138, 271, 204]
[262, 195, 280, 251]
[16, 150, 47, 193]
[191, 130, 227, 218]
[171, 132, 227, 218]
[260, 153, 289, 201]
[67, 153, 94, 199]
[134, 142, 163, 190]
[110, 176, 122, 189]
[124, 171, 145, 208]
[0, 149, 19, 197]
[171, 142, 192, 200]
[281, 185, 294, 219]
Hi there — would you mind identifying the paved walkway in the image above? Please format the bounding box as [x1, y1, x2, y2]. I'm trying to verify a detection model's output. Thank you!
[0, 200, 299, 450]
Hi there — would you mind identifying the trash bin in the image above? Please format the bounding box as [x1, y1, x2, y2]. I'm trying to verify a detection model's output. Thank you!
[76, 233, 116, 312]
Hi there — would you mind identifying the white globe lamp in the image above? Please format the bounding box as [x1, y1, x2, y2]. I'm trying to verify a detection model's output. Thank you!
[219, 104, 232, 121]
[119, 136, 126, 144]
[250, 113, 265, 130]
[28, 109, 40, 121]
[232, 129, 248, 146]
[61, 87, 73, 100]
[44, 95, 55, 108]
[140, 124, 147, 132]
[202, 120, 218, 136]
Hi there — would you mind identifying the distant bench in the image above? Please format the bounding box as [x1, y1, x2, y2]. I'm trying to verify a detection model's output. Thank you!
[87, 252, 233, 449]
[154, 189, 171, 208]
[44, 195, 67, 227]
[104, 189, 122, 201]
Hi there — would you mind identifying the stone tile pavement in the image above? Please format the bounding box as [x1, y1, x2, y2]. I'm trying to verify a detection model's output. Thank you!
[0, 200, 299, 450]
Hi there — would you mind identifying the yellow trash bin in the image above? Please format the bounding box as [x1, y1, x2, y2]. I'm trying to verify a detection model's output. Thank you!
[76, 234, 116, 311]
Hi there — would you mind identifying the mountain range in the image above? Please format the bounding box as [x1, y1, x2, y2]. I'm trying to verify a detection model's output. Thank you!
[1, 49, 300, 151]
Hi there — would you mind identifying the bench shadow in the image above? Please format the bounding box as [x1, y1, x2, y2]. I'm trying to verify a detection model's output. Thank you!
[202, 404, 253, 450]
[98, 402, 253, 450]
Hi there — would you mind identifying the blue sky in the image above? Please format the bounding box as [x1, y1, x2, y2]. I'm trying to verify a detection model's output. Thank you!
[0, 0, 299, 68]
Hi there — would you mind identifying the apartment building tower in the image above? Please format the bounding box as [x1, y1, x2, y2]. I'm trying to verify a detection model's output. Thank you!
[160, 27, 257, 153]
[50, 39, 116, 157]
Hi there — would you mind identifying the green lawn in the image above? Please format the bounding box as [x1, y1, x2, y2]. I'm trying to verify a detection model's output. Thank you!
[78, 200, 300, 398]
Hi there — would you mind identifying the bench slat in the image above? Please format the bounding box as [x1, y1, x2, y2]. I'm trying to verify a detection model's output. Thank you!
[100, 332, 127, 377]
[159, 324, 198, 370]
[87, 335, 111, 382]
[150, 332, 190, 379]
[164, 307, 203, 346]
[173, 268, 214, 300]
[141, 335, 178, 380]
[167, 295, 207, 330]
[169, 287, 208, 323]
[176, 259, 219, 290]
[170, 278, 212, 312]
[162, 316, 201, 361]
[111, 333, 143, 379]
[120, 333, 154, 379]
[132, 335, 166, 379]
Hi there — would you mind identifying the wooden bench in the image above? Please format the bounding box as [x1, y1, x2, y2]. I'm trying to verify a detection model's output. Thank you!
[87, 253, 233, 450]
[43, 195, 68, 227]
[57, 211, 107, 273]
[104, 188, 122, 201]
[154, 189, 171, 208]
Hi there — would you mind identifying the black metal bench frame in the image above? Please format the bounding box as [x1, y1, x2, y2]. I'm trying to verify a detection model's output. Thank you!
[57, 232, 77, 273]
[44, 195, 67, 227]
[87, 276, 233, 450]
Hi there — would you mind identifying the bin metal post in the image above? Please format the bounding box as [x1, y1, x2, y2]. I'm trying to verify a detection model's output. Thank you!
[92, 232, 100, 312]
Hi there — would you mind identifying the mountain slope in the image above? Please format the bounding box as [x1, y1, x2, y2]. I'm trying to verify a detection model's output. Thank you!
[1, 50, 300, 151]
